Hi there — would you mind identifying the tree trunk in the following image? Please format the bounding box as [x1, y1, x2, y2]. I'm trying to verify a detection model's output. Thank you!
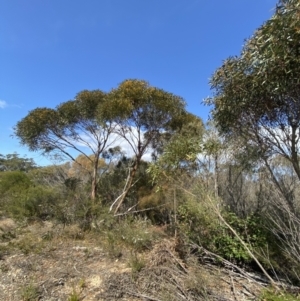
[214, 153, 219, 198]
[114, 158, 140, 214]
[91, 153, 100, 201]
[290, 125, 300, 181]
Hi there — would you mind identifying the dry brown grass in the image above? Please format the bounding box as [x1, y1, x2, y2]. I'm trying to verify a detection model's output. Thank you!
[0, 219, 277, 301]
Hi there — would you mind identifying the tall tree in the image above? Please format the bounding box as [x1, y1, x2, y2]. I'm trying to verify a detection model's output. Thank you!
[207, 0, 300, 196]
[0, 153, 37, 172]
[15, 90, 116, 200]
[102, 79, 187, 213]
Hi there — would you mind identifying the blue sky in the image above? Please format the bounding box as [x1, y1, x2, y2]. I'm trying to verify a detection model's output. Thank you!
[1, 0, 277, 165]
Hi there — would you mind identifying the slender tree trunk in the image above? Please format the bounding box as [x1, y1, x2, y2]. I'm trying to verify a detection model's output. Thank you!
[214, 153, 219, 198]
[174, 188, 177, 238]
[114, 157, 140, 214]
[290, 125, 300, 181]
[263, 156, 295, 212]
[91, 153, 100, 201]
[205, 194, 277, 287]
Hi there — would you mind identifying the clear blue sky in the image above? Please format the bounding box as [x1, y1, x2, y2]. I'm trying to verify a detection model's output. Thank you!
[1, 0, 277, 165]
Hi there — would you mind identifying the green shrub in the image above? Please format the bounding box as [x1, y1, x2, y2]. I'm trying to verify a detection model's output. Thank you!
[100, 216, 160, 257]
[2, 185, 59, 220]
[14, 234, 45, 255]
[128, 252, 145, 280]
[178, 198, 269, 264]
[0, 171, 63, 220]
[116, 217, 156, 251]
[0, 171, 31, 195]
[212, 212, 268, 263]
[20, 282, 39, 301]
[68, 290, 81, 301]
[177, 197, 219, 249]
[259, 288, 300, 301]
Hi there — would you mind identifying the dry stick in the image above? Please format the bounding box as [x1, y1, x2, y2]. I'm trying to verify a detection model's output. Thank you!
[200, 249, 265, 288]
[207, 194, 276, 287]
[109, 177, 140, 213]
[113, 202, 171, 217]
[109, 169, 132, 212]
[241, 283, 257, 297]
[230, 276, 238, 301]
[174, 188, 177, 238]
[125, 291, 162, 301]
[178, 183, 278, 288]
[158, 172, 277, 288]
[171, 277, 190, 301]
[166, 248, 188, 274]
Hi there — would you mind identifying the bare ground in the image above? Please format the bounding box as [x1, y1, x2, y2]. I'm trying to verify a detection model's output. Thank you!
[0, 218, 287, 301]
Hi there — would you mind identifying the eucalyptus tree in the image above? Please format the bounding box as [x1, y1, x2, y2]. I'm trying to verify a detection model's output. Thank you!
[207, 0, 300, 206]
[15, 90, 116, 200]
[0, 153, 37, 172]
[102, 79, 188, 213]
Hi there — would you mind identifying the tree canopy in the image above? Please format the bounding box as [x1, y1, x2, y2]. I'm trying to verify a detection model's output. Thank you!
[207, 0, 300, 180]
[15, 80, 197, 207]
[15, 90, 116, 199]
[102, 79, 192, 212]
[0, 153, 37, 172]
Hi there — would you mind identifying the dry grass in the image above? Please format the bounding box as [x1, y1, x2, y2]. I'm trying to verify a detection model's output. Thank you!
[0, 218, 279, 301]
[0, 217, 17, 233]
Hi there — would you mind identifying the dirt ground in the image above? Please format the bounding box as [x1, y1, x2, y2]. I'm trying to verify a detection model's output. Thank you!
[0, 218, 283, 301]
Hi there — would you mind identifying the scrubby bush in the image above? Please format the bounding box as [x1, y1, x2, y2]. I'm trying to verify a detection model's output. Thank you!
[0, 171, 31, 195]
[177, 196, 272, 266]
[177, 197, 219, 250]
[212, 212, 268, 263]
[0, 170, 63, 220]
[1, 185, 60, 220]
[95, 215, 162, 258]
[259, 288, 300, 301]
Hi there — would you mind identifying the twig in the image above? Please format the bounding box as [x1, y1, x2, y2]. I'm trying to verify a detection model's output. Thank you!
[193, 244, 268, 286]
[126, 291, 162, 301]
[73, 263, 80, 274]
[230, 276, 238, 301]
[109, 178, 140, 212]
[241, 283, 256, 297]
[166, 248, 188, 274]
[113, 202, 171, 217]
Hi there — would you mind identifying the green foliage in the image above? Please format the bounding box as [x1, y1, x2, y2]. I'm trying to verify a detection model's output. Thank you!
[1, 185, 59, 220]
[208, 0, 300, 178]
[147, 115, 203, 187]
[0, 171, 33, 219]
[0, 153, 37, 172]
[178, 196, 269, 263]
[15, 107, 59, 152]
[20, 282, 39, 301]
[0, 170, 64, 220]
[67, 289, 81, 301]
[213, 212, 268, 262]
[205, 1, 300, 277]
[102, 79, 191, 212]
[15, 89, 114, 200]
[128, 253, 145, 274]
[259, 288, 300, 301]
[177, 197, 219, 250]
[14, 233, 45, 255]
[100, 216, 160, 258]
[103, 79, 186, 128]
[0, 171, 31, 194]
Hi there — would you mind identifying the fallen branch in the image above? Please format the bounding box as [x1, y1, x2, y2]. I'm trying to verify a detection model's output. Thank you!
[231, 276, 238, 301]
[126, 291, 162, 301]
